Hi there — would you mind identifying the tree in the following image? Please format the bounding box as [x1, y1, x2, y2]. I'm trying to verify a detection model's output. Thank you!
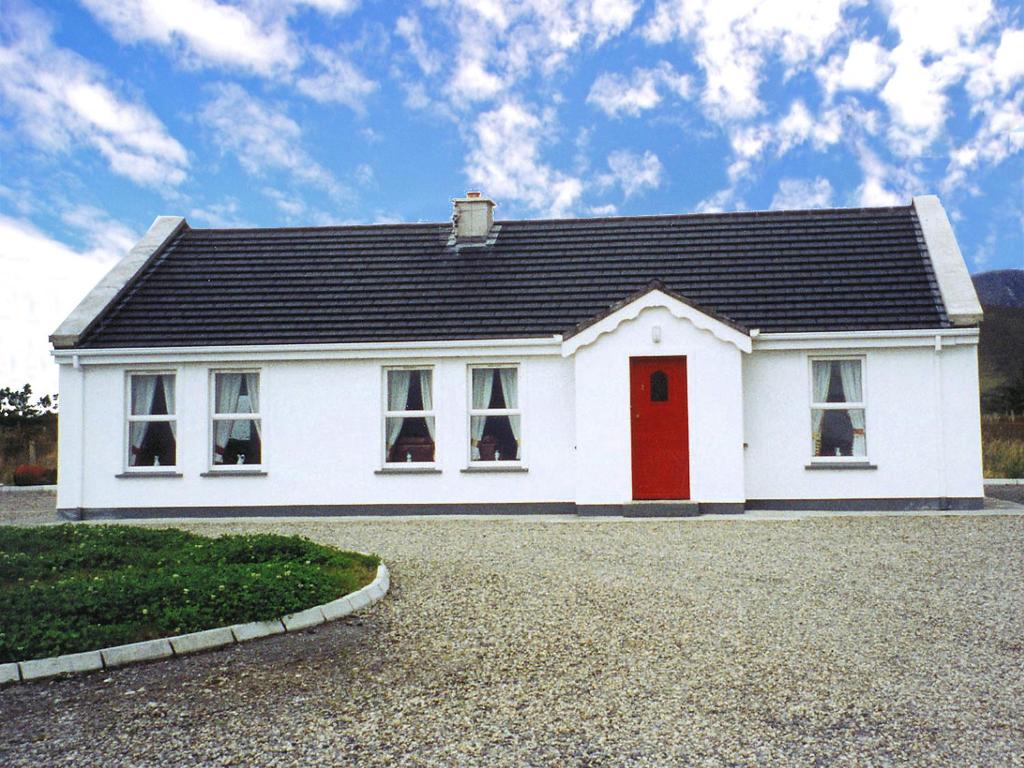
[0, 384, 58, 425]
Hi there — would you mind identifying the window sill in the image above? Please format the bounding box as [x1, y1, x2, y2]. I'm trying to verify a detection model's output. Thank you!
[805, 462, 877, 470]
[116, 471, 183, 479]
[375, 466, 442, 475]
[461, 465, 529, 473]
[201, 470, 267, 477]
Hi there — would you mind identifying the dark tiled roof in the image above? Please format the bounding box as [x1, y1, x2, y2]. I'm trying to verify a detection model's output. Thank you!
[77, 205, 950, 348]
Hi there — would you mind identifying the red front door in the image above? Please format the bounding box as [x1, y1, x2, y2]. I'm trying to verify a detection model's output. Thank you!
[630, 357, 690, 500]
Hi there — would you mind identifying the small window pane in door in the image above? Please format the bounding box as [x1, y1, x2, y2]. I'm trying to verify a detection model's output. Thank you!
[650, 371, 669, 402]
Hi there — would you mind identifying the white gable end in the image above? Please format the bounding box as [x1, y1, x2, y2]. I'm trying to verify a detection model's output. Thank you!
[561, 288, 752, 357]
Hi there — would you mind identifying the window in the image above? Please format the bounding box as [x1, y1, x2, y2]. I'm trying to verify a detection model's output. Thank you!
[650, 371, 669, 402]
[469, 366, 521, 462]
[127, 373, 176, 468]
[212, 372, 262, 467]
[811, 359, 866, 458]
[384, 369, 435, 463]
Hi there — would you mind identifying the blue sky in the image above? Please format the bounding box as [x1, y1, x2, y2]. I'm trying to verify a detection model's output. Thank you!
[2, 0, 1022, 393]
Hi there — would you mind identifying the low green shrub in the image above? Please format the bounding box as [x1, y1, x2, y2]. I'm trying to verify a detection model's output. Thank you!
[0, 525, 379, 662]
[983, 438, 1024, 479]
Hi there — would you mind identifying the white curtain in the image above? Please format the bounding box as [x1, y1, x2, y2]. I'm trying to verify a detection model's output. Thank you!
[812, 361, 832, 403]
[499, 369, 520, 458]
[215, 373, 243, 461]
[387, 370, 412, 453]
[838, 361, 866, 455]
[811, 363, 831, 455]
[244, 372, 261, 439]
[470, 369, 494, 459]
[419, 371, 435, 441]
[837, 361, 862, 403]
[162, 376, 176, 438]
[130, 375, 158, 457]
[498, 368, 518, 409]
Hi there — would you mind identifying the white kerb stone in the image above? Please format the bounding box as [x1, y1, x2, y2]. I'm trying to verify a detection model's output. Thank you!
[168, 627, 235, 655]
[19, 651, 103, 680]
[377, 565, 391, 592]
[321, 596, 356, 621]
[1, 662, 22, 684]
[231, 619, 286, 642]
[347, 588, 373, 612]
[281, 606, 325, 632]
[101, 638, 173, 668]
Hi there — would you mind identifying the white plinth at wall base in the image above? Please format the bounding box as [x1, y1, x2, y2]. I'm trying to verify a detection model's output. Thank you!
[2, 563, 389, 685]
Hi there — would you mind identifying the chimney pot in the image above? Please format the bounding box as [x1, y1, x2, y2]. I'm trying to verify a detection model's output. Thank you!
[452, 191, 495, 242]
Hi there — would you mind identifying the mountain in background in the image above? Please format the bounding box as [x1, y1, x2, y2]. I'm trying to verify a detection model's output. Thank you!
[973, 269, 1024, 308]
[973, 269, 1024, 411]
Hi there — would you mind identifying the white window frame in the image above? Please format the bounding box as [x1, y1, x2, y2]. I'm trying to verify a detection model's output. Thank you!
[209, 369, 263, 471]
[808, 355, 868, 463]
[382, 365, 437, 468]
[467, 363, 524, 466]
[124, 370, 178, 472]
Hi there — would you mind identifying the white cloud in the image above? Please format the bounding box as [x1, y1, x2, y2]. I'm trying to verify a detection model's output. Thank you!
[262, 187, 308, 219]
[60, 205, 138, 259]
[724, 100, 842, 184]
[818, 39, 892, 97]
[876, 0, 999, 156]
[295, 0, 360, 12]
[879, 48, 956, 154]
[0, 7, 188, 189]
[972, 228, 997, 268]
[465, 101, 583, 216]
[775, 100, 842, 154]
[447, 58, 506, 103]
[188, 199, 251, 228]
[79, 0, 299, 75]
[884, 0, 993, 57]
[854, 142, 917, 206]
[587, 62, 691, 117]
[200, 83, 345, 199]
[429, 0, 639, 105]
[944, 90, 1024, 193]
[770, 177, 834, 209]
[643, 0, 851, 119]
[79, 0, 374, 113]
[694, 188, 743, 213]
[0, 215, 128, 394]
[600, 150, 663, 197]
[295, 46, 377, 113]
[396, 13, 441, 75]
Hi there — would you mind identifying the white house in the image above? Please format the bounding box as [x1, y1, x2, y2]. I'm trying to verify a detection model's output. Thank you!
[50, 193, 985, 518]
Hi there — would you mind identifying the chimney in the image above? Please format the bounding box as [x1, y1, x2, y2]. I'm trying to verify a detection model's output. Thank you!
[452, 191, 495, 243]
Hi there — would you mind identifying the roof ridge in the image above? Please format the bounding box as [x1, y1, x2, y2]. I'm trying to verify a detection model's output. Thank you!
[185, 204, 914, 235]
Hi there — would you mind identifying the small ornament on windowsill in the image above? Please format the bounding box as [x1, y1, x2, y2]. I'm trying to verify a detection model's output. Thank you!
[494, 449, 501, 461]
[237, 454, 246, 465]
[154, 457, 160, 467]
[406, 452, 413, 463]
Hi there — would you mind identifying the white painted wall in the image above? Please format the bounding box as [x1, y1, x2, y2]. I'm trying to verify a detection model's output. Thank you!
[572, 305, 747, 506]
[743, 341, 983, 500]
[56, 323, 984, 512]
[58, 354, 576, 510]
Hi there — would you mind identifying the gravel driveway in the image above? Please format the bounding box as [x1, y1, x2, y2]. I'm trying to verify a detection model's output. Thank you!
[2, 512, 1023, 766]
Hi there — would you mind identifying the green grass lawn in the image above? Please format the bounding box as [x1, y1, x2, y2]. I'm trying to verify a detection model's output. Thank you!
[0, 525, 380, 662]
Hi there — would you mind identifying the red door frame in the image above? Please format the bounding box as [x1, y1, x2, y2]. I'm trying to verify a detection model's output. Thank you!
[629, 356, 690, 500]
